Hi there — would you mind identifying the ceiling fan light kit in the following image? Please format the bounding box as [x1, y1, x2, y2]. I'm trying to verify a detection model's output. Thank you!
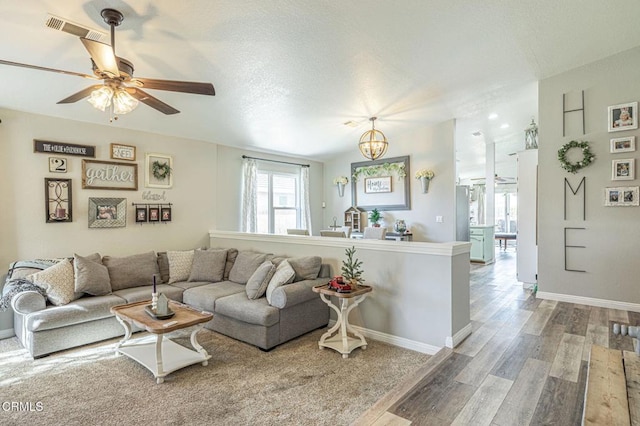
[0, 8, 215, 121]
[358, 117, 389, 161]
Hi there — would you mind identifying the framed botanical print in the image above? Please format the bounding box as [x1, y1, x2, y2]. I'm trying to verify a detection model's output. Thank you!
[145, 153, 173, 189]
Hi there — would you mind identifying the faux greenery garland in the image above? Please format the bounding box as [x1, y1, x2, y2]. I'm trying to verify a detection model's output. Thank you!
[557, 140, 595, 174]
[152, 160, 172, 180]
[352, 162, 406, 181]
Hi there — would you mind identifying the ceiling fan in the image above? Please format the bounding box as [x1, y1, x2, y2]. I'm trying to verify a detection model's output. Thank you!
[471, 174, 517, 185]
[0, 8, 215, 118]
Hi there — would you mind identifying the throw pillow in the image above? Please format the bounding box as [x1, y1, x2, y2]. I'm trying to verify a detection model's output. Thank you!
[245, 260, 276, 300]
[266, 259, 296, 304]
[223, 248, 238, 280]
[228, 251, 270, 284]
[28, 258, 78, 306]
[103, 251, 159, 291]
[73, 253, 111, 296]
[288, 256, 322, 281]
[188, 249, 228, 282]
[167, 250, 195, 284]
[157, 252, 170, 283]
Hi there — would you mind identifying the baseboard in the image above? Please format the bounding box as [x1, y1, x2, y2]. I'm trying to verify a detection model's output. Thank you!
[445, 323, 472, 348]
[0, 328, 15, 339]
[327, 320, 440, 355]
[537, 291, 640, 313]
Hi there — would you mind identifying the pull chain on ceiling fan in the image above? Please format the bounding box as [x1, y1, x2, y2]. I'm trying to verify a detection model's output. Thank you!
[0, 8, 215, 121]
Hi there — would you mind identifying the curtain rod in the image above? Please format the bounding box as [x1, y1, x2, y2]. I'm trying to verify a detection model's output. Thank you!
[241, 155, 310, 168]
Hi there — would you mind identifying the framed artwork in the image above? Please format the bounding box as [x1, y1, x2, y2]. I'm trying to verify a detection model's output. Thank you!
[364, 176, 392, 193]
[145, 153, 173, 189]
[604, 186, 639, 206]
[161, 206, 172, 222]
[48, 157, 68, 173]
[44, 178, 72, 223]
[88, 198, 126, 228]
[149, 207, 160, 222]
[110, 143, 136, 161]
[608, 102, 638, 132]
[82, 160, 138, 190]
[351, 155, 410, 210]
[610, 136, 636, 153]
[612, 159, 635, 180]
[135, 206, 148, 223]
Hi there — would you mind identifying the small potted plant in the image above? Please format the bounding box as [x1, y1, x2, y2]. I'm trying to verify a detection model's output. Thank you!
[368, 208, 382, 227]
[341, 246, 364, 289]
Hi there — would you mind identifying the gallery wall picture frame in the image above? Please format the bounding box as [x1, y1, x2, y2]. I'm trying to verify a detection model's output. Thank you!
[82, 160, 138, 190]
[610, 136, 636, 153]
[48, 157, 68, 173]
[161, 206, 172, 222]
[148, 207, 160, 222]
[110, 143, 136, 161]
[351, 155, 410, 210]
[45, 178, 72, 223]
[88, 197, 127, 228]
[34, 139, 95, 157]
[608, 101, 638, 132]
[612, 158, 635, 181]
[145, 153, 173, 189]
[135, 206, 148, 223]
[604, 186, 639, 206]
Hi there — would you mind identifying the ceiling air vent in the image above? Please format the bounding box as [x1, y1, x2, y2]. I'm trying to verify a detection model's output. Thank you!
[45, 14, 109, 43]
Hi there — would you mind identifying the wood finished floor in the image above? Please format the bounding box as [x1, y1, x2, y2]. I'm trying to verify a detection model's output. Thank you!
[354, 249, 640, 426]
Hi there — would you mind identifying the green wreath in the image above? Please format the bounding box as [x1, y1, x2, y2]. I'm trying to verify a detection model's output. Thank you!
[152, 161, 172, 180]
[557, 140, 595, 174]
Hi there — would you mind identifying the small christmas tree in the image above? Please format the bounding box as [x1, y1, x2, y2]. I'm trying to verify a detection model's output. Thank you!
[341, 246, 364, 287]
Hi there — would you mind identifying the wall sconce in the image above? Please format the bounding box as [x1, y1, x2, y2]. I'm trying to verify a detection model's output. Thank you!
[45, 178, 72, 223]
[333, 176, 348, 197]
[525, 118, 538, 149]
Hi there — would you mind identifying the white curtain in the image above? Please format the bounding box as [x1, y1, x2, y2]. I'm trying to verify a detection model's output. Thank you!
[300, 166, 312, 235]
[241, 158, 257, 232]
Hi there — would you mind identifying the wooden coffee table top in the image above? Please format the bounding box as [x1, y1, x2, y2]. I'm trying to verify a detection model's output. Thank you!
[111, 300, 213, 334]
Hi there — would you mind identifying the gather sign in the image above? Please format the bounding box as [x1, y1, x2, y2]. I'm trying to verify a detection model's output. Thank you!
[82, 160, 138, 191]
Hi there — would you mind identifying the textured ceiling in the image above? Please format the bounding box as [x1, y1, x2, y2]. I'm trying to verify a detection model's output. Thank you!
[1, 1, 640, 166]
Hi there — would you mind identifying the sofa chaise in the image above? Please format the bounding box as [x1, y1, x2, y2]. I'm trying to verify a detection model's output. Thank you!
[2, 248, 330, 358]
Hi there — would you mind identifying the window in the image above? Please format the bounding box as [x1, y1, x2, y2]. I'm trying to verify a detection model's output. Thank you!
[256, 170, 300, 234]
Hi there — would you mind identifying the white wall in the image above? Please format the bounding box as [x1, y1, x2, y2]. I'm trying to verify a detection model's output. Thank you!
[538, 47, 640, 307]
[215, 145, 325, 233]
[210, 231, 471, 352]
[0, 109, 220, 268]
[323, 120, 457, 242]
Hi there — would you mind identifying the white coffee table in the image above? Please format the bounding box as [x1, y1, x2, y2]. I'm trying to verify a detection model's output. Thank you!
[111, 300, 213, 383]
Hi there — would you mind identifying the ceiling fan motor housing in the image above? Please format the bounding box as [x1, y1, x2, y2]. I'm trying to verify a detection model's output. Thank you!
[91, 57, 134, 79]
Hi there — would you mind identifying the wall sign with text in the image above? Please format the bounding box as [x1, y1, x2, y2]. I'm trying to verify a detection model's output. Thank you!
[34, 140, 95, 157]
[82, 160, 138, 191]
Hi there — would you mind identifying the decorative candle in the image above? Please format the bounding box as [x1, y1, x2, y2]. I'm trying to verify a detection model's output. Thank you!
[55, 208, 66, 219]
[153, 275, 157, 293]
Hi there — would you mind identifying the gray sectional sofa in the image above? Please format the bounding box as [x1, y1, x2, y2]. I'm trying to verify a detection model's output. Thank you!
[3, 248, 330, 358]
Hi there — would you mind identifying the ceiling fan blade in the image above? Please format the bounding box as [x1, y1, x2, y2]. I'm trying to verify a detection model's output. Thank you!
[57, 85, 104, 104]
[128, 88, 180, 115]
[80, 38, 119, 78]
[133, 77, 215, 96]
[0, 59, 97, 79]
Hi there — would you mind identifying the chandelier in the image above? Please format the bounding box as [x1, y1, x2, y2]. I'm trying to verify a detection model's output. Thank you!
[358, 117, 388, 160]
[87, 81, 139, 118]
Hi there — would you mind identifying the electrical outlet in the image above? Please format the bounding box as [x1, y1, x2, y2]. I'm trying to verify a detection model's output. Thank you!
[436, 216, 443, 223]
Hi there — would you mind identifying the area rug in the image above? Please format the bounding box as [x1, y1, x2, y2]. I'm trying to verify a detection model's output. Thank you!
[0, 328, 429, 425]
